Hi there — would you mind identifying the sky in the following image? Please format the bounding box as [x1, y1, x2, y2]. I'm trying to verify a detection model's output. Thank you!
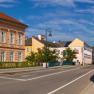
[1, 0, 94, 45]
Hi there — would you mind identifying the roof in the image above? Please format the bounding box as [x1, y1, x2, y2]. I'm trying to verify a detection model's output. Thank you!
[84, 42, 91, 48]
[25, 38, 32, 46]
[32, 36, 65, 47]
[63, 41, 72, 47]
[92, 46, 94, 48]
[0, 12, 27, 27]
[47, 42, 64, 47]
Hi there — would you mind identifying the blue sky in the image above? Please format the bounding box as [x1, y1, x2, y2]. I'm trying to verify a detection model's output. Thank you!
[1, 0, 94, 45]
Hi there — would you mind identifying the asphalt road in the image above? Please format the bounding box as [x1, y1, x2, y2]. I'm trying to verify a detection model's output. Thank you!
[0, 65, 94, 94]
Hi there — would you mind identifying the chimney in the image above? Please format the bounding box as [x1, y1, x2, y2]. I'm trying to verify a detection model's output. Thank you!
[53, 41, 56, 43]
[38, 35, 45, 40]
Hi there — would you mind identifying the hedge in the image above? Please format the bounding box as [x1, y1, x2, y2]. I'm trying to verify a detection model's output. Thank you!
[0, 62, 41, 69]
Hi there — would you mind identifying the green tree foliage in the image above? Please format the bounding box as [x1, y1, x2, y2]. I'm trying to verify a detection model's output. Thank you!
[63, 48, 77, 62]
[26, 47, 59, 64]
[25, 52, 37, 65]
[37, 47, 59, 63]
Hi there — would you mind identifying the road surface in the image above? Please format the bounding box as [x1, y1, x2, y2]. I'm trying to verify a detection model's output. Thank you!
[0, 65, 93, 94]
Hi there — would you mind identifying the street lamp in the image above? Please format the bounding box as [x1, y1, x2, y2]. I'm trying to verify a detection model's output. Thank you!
[45, 28, 52, 68]
[45, 28, 52, 43]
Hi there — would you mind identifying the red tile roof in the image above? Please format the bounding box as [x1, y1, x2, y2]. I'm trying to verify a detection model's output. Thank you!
[0, 12, 27, 27]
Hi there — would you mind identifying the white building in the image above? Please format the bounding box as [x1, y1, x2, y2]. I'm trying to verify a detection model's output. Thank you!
[50, 38, 92, 65]
[69, 38, 92, 65]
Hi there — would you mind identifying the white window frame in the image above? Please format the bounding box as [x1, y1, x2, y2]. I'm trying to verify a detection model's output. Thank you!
[1, 51, 6, 62]
[10, 32, 14, 44]
[18, 51, 22, 62]
[18, 34, 22, 45]
[1, 31, 6, 43]
[10, 51, 14, 62]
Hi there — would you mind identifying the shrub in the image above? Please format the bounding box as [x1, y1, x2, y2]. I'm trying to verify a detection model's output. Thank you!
[0, 62, 35, 69]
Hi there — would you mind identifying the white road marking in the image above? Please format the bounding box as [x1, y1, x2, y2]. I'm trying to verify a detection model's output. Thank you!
[24, 67, 80, 81]
[0, 76, 26, 81]
[20, 66, 76, 77]
[0, 67, 79, 81]
[47, 69, 94, 94]
[21, 75, 31, 77]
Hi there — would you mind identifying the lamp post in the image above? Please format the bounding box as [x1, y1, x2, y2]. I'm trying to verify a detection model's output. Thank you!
[45, 28, 52, 68]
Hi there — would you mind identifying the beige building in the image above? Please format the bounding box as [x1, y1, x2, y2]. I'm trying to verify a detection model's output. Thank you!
[0, 12, 28, 62]
[69, 38, 92, 65]
[50, 38, 92, 65]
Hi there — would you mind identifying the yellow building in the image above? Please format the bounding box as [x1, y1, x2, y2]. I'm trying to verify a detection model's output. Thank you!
[32, 35, 45, 53]
[69, 38, 84, 47]
[25, 38, 32, 57]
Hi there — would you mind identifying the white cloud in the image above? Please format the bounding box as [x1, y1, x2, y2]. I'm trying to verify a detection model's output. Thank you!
[0, 4, 14, 8]
[30, 0, 75, 7]
[30, 0, 94, 7]
[0, 0, 16, 3]
[75, 7, 94, 14]
[27, 18, 94, 42]
[0, 0, 19, 8]
[76, 0, 94, 3]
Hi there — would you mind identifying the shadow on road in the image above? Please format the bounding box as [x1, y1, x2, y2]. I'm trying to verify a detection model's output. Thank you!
[90, 75, 94, 83]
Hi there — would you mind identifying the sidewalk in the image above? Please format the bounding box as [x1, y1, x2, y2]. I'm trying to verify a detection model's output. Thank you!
[80, 82, 94, 94]
[0, 65, 76, 74]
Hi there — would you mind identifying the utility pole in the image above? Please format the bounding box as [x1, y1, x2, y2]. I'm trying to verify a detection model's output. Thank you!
[45, 28, 52, 68]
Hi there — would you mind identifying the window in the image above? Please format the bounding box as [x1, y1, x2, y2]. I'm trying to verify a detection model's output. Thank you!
[18, 34, 22, 45]
[1, 32, 6, 43]
[61, 51, 63, 55]
[10, 32, 14, 44]
[27, 48, 31, 52]
[18, 52, 22, 62]
[27, 48, 29, 52]
[1, 51, 6, 62]
[74, 49, 79, 54]
[10, 52, 14, 62]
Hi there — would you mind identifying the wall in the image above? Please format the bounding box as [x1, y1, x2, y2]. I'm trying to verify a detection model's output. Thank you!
[69, 47, 83, 65]
[32, 37, 44, 53]
[0, 26, 25, 62]
[69, 38, 84, 47]
[69, 38, 92, 65]
[25, 46, 32, 57]
[84, 46, 92, 64]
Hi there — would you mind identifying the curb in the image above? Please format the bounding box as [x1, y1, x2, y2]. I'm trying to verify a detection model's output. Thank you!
[80, 82, 94, 94]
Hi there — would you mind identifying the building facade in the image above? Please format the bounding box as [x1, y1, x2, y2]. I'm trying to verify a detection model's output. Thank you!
[26, 35, 92, 65]
[25, 38, 32, 57]
[32, 35, 45, 53]
[50, 39, 92, 65]
[0, 13, 27, 62]
[69, 38, 92, 65]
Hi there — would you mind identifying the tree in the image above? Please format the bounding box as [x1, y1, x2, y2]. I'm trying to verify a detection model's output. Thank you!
[25, 52, 37, 66]
[37, 47, 58, 63]
[63, 48, 77, 62]
[25, 47, 59, 67]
